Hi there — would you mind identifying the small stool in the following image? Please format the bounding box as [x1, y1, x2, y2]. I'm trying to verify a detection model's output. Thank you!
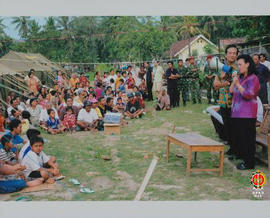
[104, 123, 121, 135]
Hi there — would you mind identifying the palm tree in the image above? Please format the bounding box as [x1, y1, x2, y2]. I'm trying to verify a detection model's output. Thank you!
[177, 16, 209, 57]
[0, 17, 6, 34]
[200, 16, 218, 42]
[11, 16, 30, 38]
[44, 16, 57, 32]
[28, 20, 41, 35]
[56, 16, 73, 32]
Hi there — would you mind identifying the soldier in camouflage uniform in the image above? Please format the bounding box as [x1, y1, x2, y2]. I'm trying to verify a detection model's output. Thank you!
[177, 59, 188, 106]
[204, 56, 219, 104]
[184, 58, 191, 101]
[188, 56, 201, 104]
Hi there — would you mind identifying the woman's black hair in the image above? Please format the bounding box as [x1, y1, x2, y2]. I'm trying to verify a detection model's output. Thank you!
[10, 98, 16, 106]
[28, 69, 34, 77]
[22, 110, 31, 121]
[66, 106, 74, 113]
[11, 109, 16, 116]
[110, 78, 115, 83]
[30, 136, 44, 147]
[237, 54, 257, 76]
[106, 97, 113, 104]
[50, 90, 57, 96]
[30, 98, 37, 106]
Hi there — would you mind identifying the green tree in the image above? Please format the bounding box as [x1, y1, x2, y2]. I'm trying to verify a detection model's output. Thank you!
[177, 16, 201, 57]
[11, 16, 30, 38]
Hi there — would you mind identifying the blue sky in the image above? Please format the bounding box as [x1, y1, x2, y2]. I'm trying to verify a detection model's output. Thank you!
[2, 16, 46, 39]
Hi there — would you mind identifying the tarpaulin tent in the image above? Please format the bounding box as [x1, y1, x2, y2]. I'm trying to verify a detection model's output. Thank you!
[0, 63, 16, 75]
[0, 50, 64, 73]
[0, 51, 64, 106]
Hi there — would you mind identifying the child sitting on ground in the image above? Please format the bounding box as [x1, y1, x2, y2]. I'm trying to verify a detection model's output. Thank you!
[21, 136, 61, 184]
[118, 79, 126, 93]
[46, 109, 65, 134]
[21, 110, 31, 135]
[0, 134, 18, 165]
[114, 97, 126, 114]
[19, 129, 41, 162]
[62, 107, 76, 133]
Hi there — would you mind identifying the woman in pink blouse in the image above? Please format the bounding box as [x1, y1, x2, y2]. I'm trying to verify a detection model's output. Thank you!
[229, 54, 260, 170]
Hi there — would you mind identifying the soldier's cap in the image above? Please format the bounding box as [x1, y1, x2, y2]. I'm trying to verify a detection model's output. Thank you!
[206, 55, 213, 60]
[127, 92, 134, 98]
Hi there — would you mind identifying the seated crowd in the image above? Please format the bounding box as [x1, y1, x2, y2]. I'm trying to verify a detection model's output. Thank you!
[0, 67, 149, 193]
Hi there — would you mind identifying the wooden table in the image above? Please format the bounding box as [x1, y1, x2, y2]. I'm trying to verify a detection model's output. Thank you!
[166, 132, 225, 176]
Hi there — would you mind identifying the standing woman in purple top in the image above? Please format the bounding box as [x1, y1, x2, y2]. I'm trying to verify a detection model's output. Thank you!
[229, 54, 260, 170]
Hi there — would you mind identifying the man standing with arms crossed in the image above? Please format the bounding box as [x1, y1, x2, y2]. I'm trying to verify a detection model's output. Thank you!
[177, 59, 188, 106]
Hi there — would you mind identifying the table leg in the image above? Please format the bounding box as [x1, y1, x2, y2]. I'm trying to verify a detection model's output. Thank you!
[219, 149, 224, 176]
[194, 152, 197, 162]
[166, 137, 170, 162]
[187, 148, 192, 176]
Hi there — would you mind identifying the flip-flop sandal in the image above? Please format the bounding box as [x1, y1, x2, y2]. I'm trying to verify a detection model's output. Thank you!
[176, 154, 184, 158]
[16, 196, 32, 201]
[54, 175, 65, 181]
[80, 187, 95, 194]
[101, 155, 111, 161]
[69, 178, 80, 185]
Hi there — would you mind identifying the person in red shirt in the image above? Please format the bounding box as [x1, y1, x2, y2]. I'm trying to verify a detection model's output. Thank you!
[135, 92, 146, 115]
[127, 72, 135, 89]
[62, 107, 76, 133]
[79, 73, 89, 88]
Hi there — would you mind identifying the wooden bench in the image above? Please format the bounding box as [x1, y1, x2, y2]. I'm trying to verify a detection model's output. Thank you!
[166, 132, 225, 176]
[256, 105, 270, 170]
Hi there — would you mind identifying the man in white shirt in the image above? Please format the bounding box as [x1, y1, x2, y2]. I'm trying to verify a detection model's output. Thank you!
[107, 69, 117, 84]
[77, 101, 98, 131]
[7, 98, 19, 117]
[260, 53, 270, 70]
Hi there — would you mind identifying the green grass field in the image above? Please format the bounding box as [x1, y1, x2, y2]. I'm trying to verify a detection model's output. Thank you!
[2, 100, 270, 201]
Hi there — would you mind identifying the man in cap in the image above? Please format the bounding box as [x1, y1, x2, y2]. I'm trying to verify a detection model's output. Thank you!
[204, 55, 219, 104]
[187, 56, 201, 104]
[77, 101, 98, 131]
[124, 93, 143, 119]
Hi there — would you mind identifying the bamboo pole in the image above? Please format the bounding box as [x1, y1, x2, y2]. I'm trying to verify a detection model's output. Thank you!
[134, 156, 158, 201]
[1, 76, 28, 92]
